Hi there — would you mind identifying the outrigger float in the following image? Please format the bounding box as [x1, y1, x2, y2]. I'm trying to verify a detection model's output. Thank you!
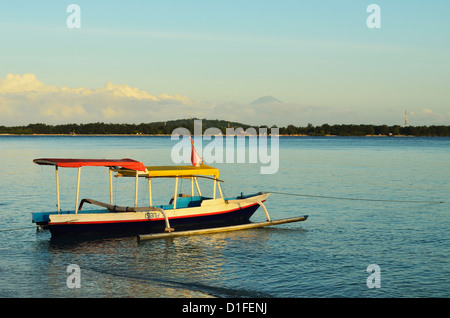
[32, 154, 308, 240]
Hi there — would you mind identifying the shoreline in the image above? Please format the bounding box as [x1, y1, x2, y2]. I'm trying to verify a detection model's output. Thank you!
[2, 120, 448, 137]
[0, 133, 429, 137]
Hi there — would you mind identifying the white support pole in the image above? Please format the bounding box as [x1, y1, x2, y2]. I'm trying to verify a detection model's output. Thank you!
[148, 178, 152, 206]
[75, 167, 81, 214]
[109, 168, 113, 205]
[191, 177, 194, 197]
[134, 170, 139, 208]
[213, 179, 217, 199]
[217, 181, 224, 199]
[194, 177, 202, 196]
[55, 166, 60, 213]
[173, 177, 178, 209]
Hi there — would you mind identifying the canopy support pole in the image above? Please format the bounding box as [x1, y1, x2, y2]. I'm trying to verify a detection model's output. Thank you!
[55, 166, 60, 213]
[217, 181, 224, 199]
[75, 167, 81, 214]
[134, 170, 139, 208]
[213, 179, 217, 199]
[173, 177, 178, 209]
[148, 178, 152, 206]
[194, 177, 202, 196]
[191, 177, 194, 197]
[109, 168, 113, 205]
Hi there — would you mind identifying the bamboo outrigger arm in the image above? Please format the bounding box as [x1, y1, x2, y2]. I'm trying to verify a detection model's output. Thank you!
[78, 198, 174, 233]
[78, 199, 174, 232]
[256, 201, 271, 222]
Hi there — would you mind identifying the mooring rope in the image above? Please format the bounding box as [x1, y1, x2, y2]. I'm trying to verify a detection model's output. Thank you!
[268, 191, 444, 204]
[0, 226, 36, 232]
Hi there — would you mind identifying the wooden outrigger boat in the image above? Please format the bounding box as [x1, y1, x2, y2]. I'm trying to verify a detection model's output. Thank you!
[32, 155, 308, 240]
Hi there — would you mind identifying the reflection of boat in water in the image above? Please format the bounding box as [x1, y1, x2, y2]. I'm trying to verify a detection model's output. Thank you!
[32, 142, 307, 240]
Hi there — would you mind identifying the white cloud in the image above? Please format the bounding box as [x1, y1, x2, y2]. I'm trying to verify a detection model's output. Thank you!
[101, 106, 125, 119]
[421, 107, 433, 114]
[43, 103, 86, 118]
[98, 81, 158, 100]
[0, 73, 57, 94]
[0, 73, 199, 125]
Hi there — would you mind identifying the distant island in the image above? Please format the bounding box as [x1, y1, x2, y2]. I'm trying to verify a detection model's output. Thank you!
[1, 119, 449, 136]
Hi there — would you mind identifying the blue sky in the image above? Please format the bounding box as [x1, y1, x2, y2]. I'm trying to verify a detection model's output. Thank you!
[0, 1, 449, 126]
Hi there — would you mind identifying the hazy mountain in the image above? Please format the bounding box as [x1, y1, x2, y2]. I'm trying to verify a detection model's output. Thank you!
[249, 95, 283, 105]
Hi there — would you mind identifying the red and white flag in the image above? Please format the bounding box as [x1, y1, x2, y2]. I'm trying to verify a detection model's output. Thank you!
[190, 137, 202, 167]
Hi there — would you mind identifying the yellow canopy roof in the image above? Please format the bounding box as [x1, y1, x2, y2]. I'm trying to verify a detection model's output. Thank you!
[115, 164, 220, 179]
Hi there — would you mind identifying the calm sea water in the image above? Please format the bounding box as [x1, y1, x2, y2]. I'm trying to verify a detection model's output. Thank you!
[0, 135, 448, 298]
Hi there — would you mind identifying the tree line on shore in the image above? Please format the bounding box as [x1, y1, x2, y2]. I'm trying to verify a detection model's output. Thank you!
[1, 119, 449, 136]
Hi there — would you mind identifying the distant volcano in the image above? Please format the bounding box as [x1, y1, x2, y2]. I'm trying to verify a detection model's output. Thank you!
[249, 95, 283, 105]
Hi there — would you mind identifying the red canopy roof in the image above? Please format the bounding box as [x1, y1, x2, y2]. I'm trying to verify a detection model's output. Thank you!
[33, 158, 146, 171]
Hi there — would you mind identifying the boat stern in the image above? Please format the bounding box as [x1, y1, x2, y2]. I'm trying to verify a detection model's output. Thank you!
[32, 211, 55, 225]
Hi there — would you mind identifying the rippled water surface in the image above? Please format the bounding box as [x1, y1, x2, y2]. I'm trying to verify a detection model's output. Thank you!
[0, 136, 448, 297]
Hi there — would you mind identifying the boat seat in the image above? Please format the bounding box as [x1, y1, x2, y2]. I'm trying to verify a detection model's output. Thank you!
[169, 193, 191, 204]
[166, 195, 203, 208]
